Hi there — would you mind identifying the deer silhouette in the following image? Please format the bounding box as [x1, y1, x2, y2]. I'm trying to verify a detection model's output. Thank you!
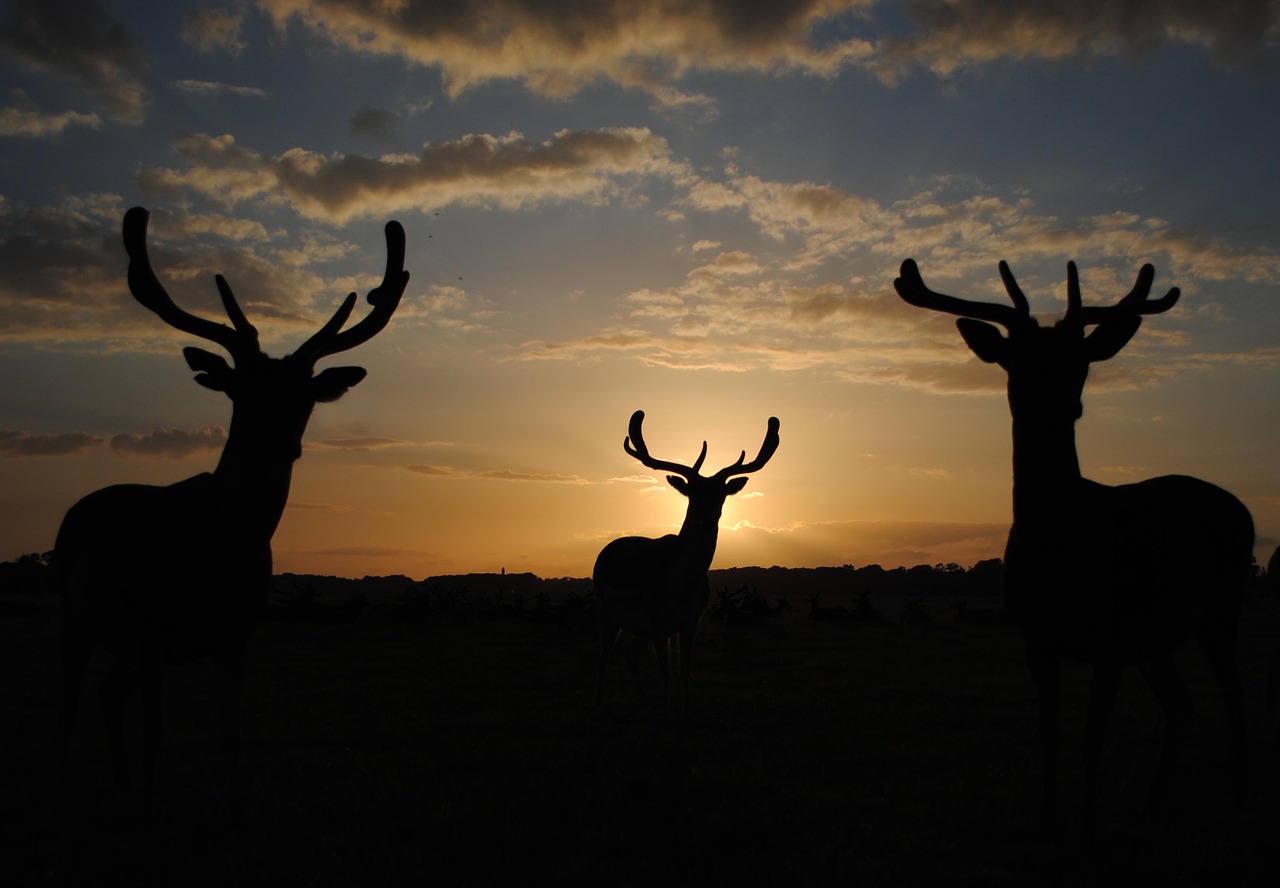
[592, 410, 779, 717]
[56, 207, 408, 816]
[895, 258, 1253, 837]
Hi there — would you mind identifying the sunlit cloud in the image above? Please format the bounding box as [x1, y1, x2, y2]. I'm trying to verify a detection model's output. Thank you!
[137, 127, 688, 224]
[406, 464, 589, 484]
[169, 80, 269, 99]
[182, 3, 249, 57]
[0, 105, 100, 138]
[875, 0, 1280, 83]
[255, 0, 876, 103]
[0, 429, 102, 457]
[0, 0, 148, 124]
[0, 196, 413, 348]
[310, 437, 412, 452]
[109, 426, 228, 459]
[306, 546, 427, 558]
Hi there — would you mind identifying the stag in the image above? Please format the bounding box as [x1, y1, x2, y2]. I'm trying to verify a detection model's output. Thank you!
[592, 410, 779, 717]
[56, 207, 408, 816]
[895, 258, 1253, 837]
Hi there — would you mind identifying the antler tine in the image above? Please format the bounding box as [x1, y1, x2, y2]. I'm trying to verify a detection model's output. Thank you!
[623, 410, 698, 478]
[295, 220, 409, 365]
[213, 274, 260, 352]
[894, 258, 1028, 329]
[1068, 262, 1181, 326]
[122, 207, 248, 356]
[714, 416, 781, 480]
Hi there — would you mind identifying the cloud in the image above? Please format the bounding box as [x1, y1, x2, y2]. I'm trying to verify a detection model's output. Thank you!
[0, 0, 148, 124]
[286, 500, 356, 512]
[876, 0, 1280, 81]
[306, 546, 427, 558]
[521, 165, 1280, 387]
[406, 464, 590, 484]
[0, 429, 102, 457]
[109, 426, 228, 458]
[350, 106, 400, 140]
[310, 437, 411, 451]
[0, 105, 100, 138]
[182, 4, 249, 56]
[170, 80, 269, 99]
[0, 196, 401, 348]
[255, 0, 877, 102]
[137, 127, 688, 224]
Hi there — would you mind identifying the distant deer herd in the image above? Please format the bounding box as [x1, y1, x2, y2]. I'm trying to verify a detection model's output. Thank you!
[52, 208, 1264, 840]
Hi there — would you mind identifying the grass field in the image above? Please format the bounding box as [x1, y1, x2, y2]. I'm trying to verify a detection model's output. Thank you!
[4, 594, 1279, 886]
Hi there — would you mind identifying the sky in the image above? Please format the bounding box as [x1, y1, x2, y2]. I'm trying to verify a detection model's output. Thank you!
[1, 0, 1278, 580]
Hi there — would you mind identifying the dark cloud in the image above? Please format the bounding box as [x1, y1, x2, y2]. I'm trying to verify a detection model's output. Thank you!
[0, 0, 148, 123]
[0, 429, 102, 457]
[109, 426, 228, 459]
[349, 106, 400, 140]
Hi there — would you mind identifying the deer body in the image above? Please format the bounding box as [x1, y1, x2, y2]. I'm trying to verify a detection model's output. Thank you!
[57, 207, 408, 815]
[895, 259, 1252, 836]
[593, 411, 779, 716]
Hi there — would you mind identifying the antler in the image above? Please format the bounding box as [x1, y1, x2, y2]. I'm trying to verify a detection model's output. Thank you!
[894, 258, 1030, 329]
[711, 416, 781, 481]
[624, 410, 706, 479]
[123, 207, 259, 357]
[293, 220, 409, 365]
[896, 258, 1180, 330]
[623, 411, 781, 481]
[1062, 261, 1180, 327]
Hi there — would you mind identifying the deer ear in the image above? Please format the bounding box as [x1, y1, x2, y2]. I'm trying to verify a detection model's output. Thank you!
[666, 475, 691, 497]
[183, 346, 233, 392]
[1083, 316, 1141, 363]
[725, 477, 749, 496]
[312, 366, 367, 403]
[956, 318, 1009, 366]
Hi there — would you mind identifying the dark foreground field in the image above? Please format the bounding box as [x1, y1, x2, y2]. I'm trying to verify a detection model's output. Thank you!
[4, 596, 1280, 887]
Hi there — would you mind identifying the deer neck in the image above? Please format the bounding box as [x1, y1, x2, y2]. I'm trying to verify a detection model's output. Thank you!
[1010, 416, 1082, 522]
[212, 412, 299, 541]
[676, 507, 720, 574]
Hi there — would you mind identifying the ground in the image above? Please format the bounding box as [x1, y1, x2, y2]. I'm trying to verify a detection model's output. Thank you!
[4, 592, 1279, 886]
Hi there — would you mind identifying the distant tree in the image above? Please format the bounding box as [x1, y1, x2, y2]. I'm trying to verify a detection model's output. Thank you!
[0, 552, 53, 594]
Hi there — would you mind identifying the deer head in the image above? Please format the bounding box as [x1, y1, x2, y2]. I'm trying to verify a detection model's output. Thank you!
[122, 206, 409, 462]
[894, 259, 1179, 427]
[622, 410, 780, 530]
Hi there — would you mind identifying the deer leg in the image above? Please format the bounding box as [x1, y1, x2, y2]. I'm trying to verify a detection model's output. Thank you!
[1197, 621, 1247, 806]
[678, 625, 697, 719]
[100, 660, 139, 795]
[140, 668, 163, 815]
[59, 624, 93, 775]
[653, 635, 671, 716]
[218, 655, 245, 823]
[625, 635, 649, 706]
[1025, 647, 1061, 834]
[1140, 657, 1191, 813]
[1266, 647, 1280, 723]
[1082, 662, 1122, 841]
[593, 626, 621, 708]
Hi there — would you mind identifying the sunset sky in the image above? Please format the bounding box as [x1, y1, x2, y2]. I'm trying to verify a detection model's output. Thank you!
[1, 0, 1278, 580]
